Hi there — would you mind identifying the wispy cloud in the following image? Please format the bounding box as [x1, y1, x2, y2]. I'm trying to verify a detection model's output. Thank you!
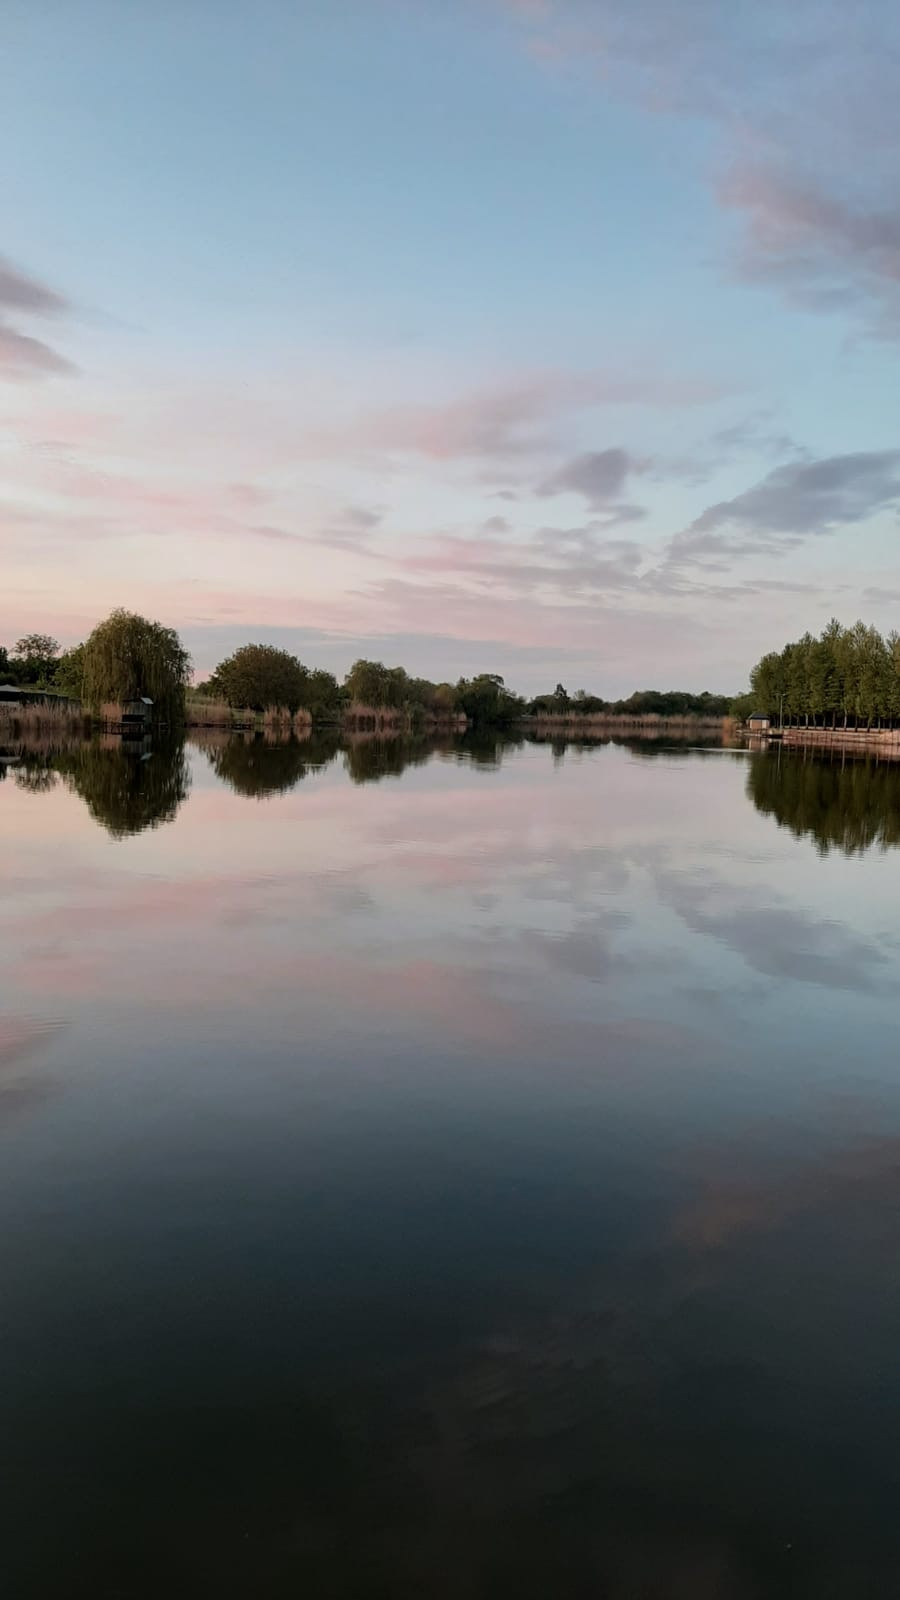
[0, 256, 75, 380]
[313, 504, 384, 554]
[502, 0, 900, 335]
[231, 505, 385, 556]
[399, 521, 645, 598]
[300, 370, 728, 464]
[720, 166, 900, 334]
[0, 259, 67, 316]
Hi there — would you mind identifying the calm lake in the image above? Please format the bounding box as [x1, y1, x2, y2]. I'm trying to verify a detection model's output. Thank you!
[2, 731, 899, 1597]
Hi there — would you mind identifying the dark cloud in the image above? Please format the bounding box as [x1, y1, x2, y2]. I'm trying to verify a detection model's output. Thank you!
[720, 166, 900, 335]
[318, 504, 383, 553]
[668, 451, 900, 566]
[0, 256, 75, 380]
[537, 447, 642, 508]
[342, 505, 382, 531]
[0, 258, 68, 316]
[249, 505, 383, 555]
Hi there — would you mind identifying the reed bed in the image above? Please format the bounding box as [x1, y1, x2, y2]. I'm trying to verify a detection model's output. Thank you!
[0, 702, 92, 736]
[342, 702, 466, 733]
[184, 697, 313, 733]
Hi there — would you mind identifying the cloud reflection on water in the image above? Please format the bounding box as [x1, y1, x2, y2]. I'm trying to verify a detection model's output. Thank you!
[3, 735, 900, 1595]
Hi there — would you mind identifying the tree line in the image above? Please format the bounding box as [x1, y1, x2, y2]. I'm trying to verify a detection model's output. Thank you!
[1, 616, 189, 724]
[2, 613, 737, 729]
[525, 685, 732, 718]
[735, 620, 900, 728]
[1, 622, 524, 726]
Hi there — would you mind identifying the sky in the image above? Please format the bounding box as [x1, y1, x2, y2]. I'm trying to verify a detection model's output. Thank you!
[2, 0, 900, 695]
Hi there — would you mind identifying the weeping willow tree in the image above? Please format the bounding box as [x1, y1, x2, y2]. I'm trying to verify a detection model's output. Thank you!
[82, 609, 190, 722]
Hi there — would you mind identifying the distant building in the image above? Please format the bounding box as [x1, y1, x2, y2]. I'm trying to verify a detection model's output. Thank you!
[748, 713, 771, 732]
[0, 684, 74, 707]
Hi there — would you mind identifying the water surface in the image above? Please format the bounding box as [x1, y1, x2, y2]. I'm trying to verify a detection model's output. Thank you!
[2, 733, 899, 1596]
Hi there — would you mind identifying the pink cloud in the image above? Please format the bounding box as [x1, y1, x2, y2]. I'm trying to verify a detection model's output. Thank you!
[500, 2, 900, 335]
[0, 323, 76, 380]
[719, 164, 900, 329]
[300, 370, 730, 463]
[228, 481, 269, 507]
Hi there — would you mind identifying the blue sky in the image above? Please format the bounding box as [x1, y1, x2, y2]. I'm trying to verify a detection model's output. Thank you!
[2, 0, 899, 692]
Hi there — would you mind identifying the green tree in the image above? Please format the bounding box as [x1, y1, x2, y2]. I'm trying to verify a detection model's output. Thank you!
[345, 659, 391, 706]
[82, 609, 190, 722]
[888, 631, 900, 723]
[344, 659, 416, 709]
[730, 691, 757, 722]
[52, 642, 86, 699]
[749, 651, 786, 720]
[13, 633, 60, 684]
[819, 618, 845, 726]
[835, 623, 864, 725]
[456, 673, 523, 726]
[306, 667, 342, 720]
[740, 619, 900, 729]
[210, 644, 309, 712]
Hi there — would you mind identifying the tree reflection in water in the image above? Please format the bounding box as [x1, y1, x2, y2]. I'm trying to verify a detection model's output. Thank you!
[13, 731, 900, 857]
[199, 729, 341, 798]
[199, 729, 523, 792]
[342, 735, 437, 785]
[55, 737, 191, 838]
[7, 736, 190, 837]
[748, 748, 900, 855]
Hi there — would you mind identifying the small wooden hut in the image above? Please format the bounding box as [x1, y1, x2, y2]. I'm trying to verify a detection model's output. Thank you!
[121, 696, 154, 730]
[748, 713, 771, 733]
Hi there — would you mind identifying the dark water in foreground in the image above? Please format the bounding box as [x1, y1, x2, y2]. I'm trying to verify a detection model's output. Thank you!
[2, 731, 899, 1598]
